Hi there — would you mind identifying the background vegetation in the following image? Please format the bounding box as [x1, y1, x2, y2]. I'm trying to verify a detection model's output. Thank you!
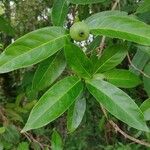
[0, 0, 150, 149]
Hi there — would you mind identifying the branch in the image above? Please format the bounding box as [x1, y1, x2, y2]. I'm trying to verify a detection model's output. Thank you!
[127, 53, 150, 79]
[109, 120, 150, 147]
[19, 128, 51, 149]
[98, 0, 120, 57]
[100, 105, 150, 147]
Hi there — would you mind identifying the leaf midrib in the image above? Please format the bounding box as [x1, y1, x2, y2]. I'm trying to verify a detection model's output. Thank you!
[88, 81, 144, 127]
[33, 52, 63, 90]
[75, 55, 91, 78]
[105, 76, 135, 81]
[94, 50, 125, 74]
[91, 28, 150, 43]
[27, 78, 81, 127]
[57, 0, 66, 25]
[1, 34, 68, 68]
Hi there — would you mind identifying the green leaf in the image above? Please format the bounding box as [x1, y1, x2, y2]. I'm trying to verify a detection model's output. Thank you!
[2, 125, 20, 144]
[0, 27, 68, 73]
[17, 142, 29, 150]
[5, 109, 23, 122]
[67, 96, 86, 133]
[31, 142, 41, 150]
[130, 49, 149, 76]
[86, 79, 149, 132]
[143, 62, 150, 97]
[32, 51, 66, 91]
[0, 44, 3, 49]
[0, 143, 3, 150]
[68, 0, 106, 4]
[51, 130, 63, 150]
[22, 76, 83, 132]
[0, 16, 14, 36]
[93, 45, 127, 74]
[103, 69, 142, 88]
[136, 0, 150, 14]
[87, 36, 101, 52]
[85, 11, 150, 46]
[52, 0, 69, 26]
[0, 127, 5, 134]
[138, 45, 150, 56]
[64, 43, 92, 79]
[140, 98, 150, 121]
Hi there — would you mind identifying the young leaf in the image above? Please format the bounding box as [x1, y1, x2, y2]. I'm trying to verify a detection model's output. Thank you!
[140, 98, 150, 121]
[93, 45, 127, 74]
[85, 11, 150, 46]
[0, 16, 14, 36]
[103, 69, 142, 88]
[143, 62, 150, 97]
[51, 0, 69, 26]
[22, 76, 83, 132]
[0, 27, 68, 73]
[64, 43, 92, 79]
[32, 51, 66, 91]
[130, 49, 149, 75]
[86, 79, 149, 132]
[68, 0, 106, 5]
[51, 130, 63, 150]
[67, 96, 86, 133]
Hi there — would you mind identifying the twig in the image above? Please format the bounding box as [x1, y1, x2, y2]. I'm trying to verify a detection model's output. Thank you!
[111, 0, 120, 11]
[22, 132, 32, 143]
[109, 120, 150, 147]
[127, 53, 150, 78]
[0, 107, 8, 125]
[18, 127, 46, 150]
[98, 0, 120, 57]
[100, 105, 150, 147]
[25, 132, 45, 150]
[98, 36, 106, 58]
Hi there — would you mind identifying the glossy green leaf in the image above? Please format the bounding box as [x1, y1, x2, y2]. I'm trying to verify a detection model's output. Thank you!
[86, 79, 149, 132]
[22, 76, 83, 132]
[51, 130, 63, 150]
[0, 16, 14, 36]
[103, 69, 142, 88]
[93, 45, 127, 74]
[130, 49, 149, 76]
[143, 62, 150, 97]
[140, 98, 150, 121]
[52, 0, 69, 26]
[85, 11, 150, 46]
[64, 43, 92, 79]
[32, 51, 66, 91]
[0, 27, 68, 73]
[68, 0, 106, 4]
[67, 96, 86, 133]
